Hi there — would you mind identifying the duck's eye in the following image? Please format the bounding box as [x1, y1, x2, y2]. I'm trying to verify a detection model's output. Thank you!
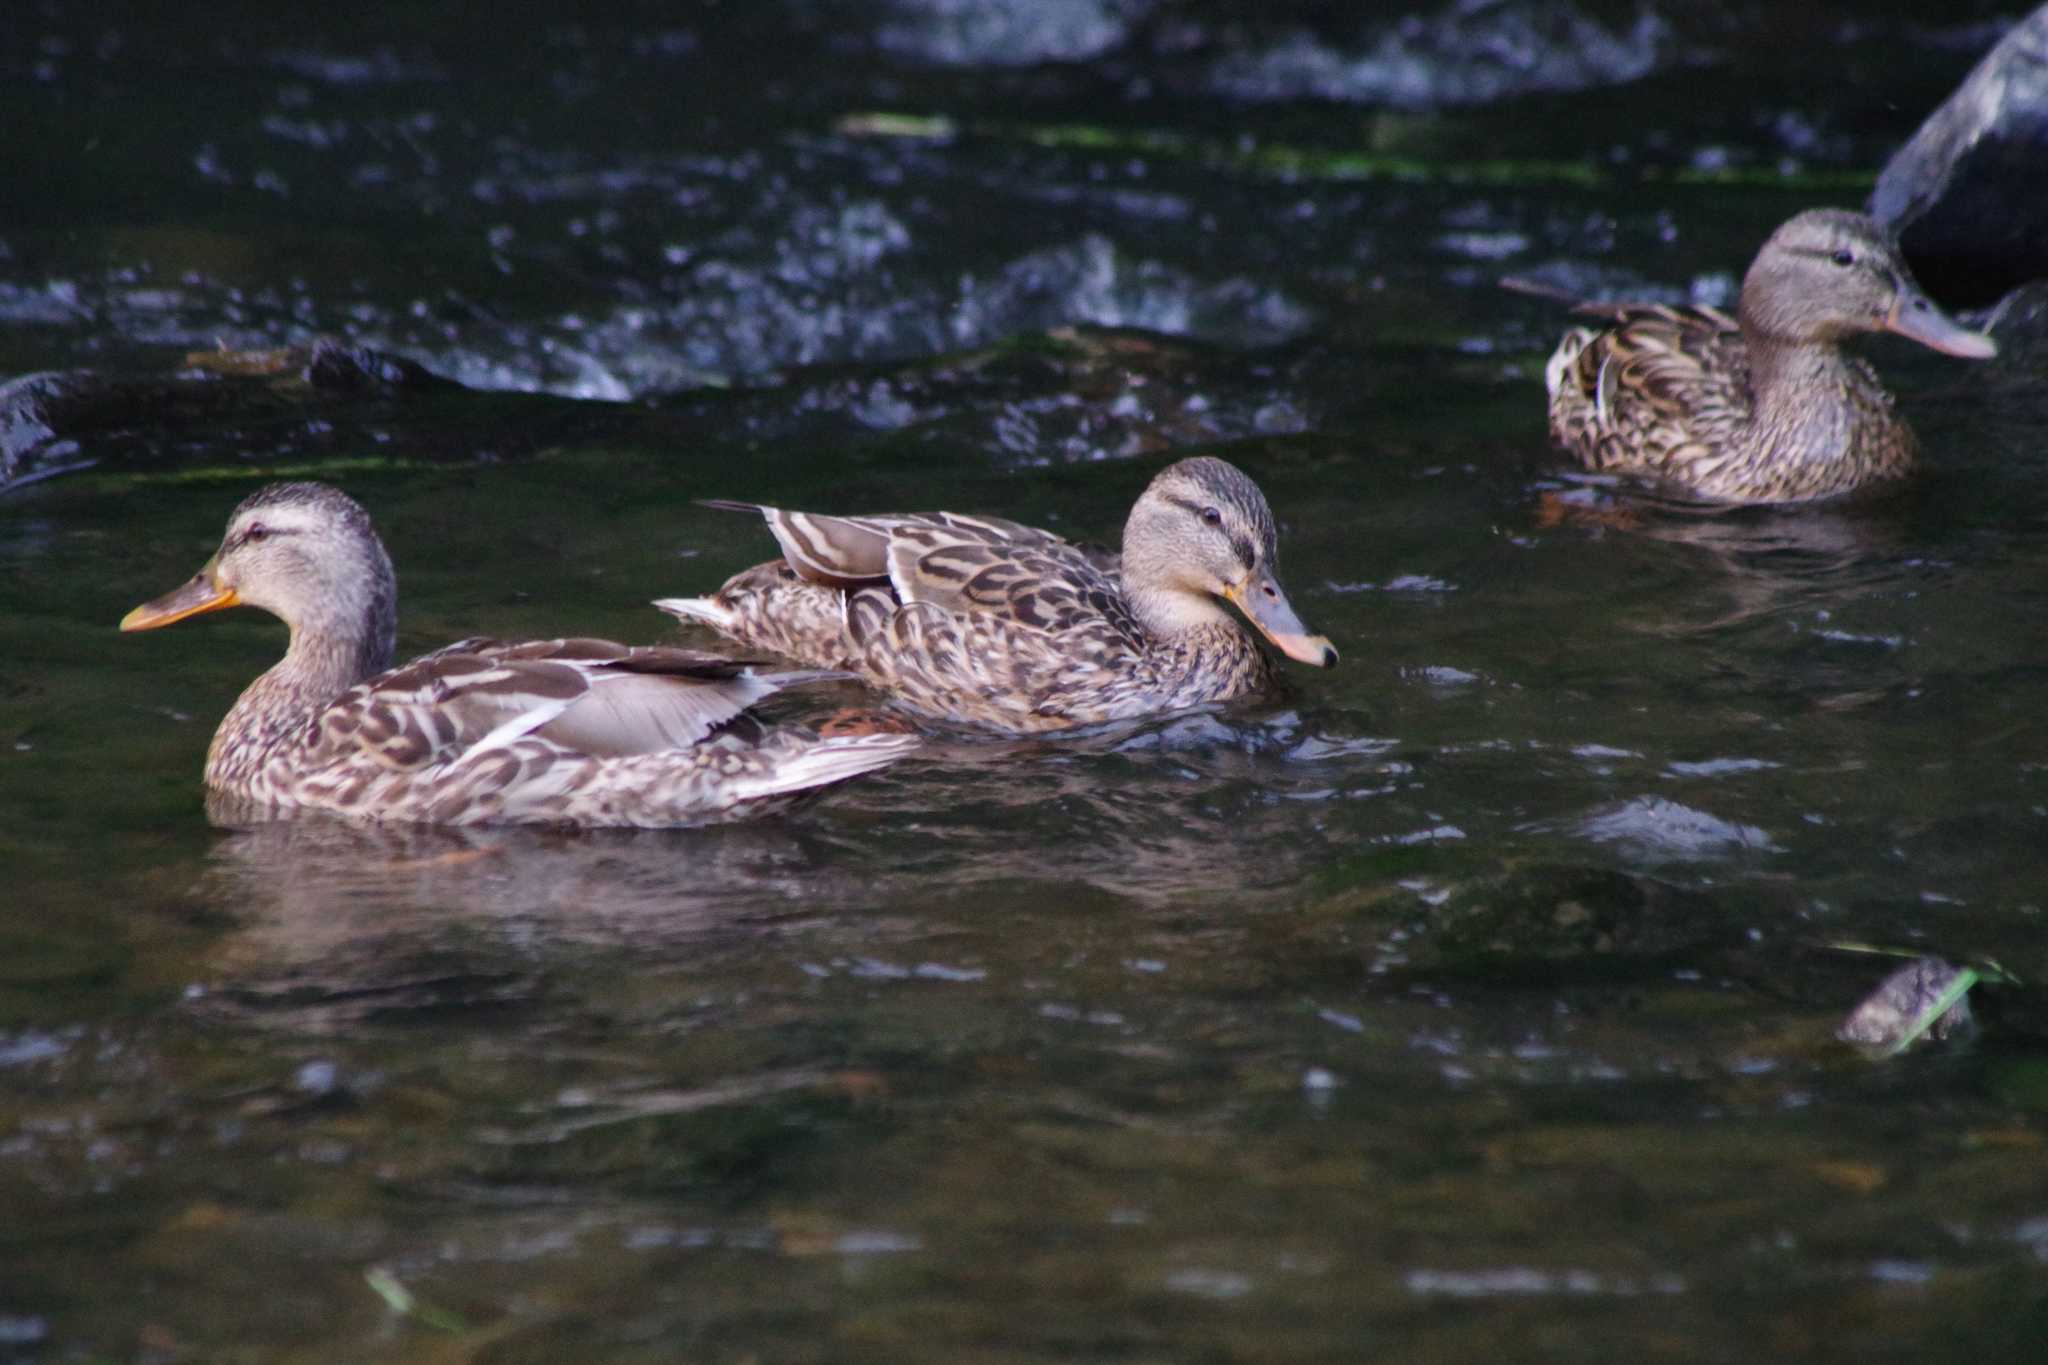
[1831, 248, 1855, 267]
[1200, 506, 1223, 526]
[243, 524, 270, 544]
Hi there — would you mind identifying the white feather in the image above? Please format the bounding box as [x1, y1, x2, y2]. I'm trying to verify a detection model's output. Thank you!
[460, 692, 581, 761]
[724, 735, 917, 802]
[653, 596, 737, 629]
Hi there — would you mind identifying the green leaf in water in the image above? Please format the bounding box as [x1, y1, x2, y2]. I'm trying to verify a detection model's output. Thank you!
[364, 1267, 468, 1334]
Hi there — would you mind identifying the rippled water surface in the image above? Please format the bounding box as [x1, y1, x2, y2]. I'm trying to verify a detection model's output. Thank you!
[4, 2, 2048, 1361]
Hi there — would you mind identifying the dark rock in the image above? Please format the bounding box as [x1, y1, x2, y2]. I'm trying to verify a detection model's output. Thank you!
[1837, 956, 1976, 1053]
[296, 338, 454, 392]
[0, 341, 510, 491]
[1, 327, 1308, 491]
[1872, 8, 2048, 307]
[1393, 863, 1742, 979]
[1981, 278, 2048, 367]
[1, 368, 180, 489]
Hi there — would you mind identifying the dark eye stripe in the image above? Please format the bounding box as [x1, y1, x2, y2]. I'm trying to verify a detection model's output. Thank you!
[1162, 493, 1260, 567]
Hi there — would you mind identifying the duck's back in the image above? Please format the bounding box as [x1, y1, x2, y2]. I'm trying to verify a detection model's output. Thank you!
[846, 519, 1184, 729]
[1546, 303, 1751, 480]
[669, 511, 1271, 731]
[876, 518, 1138, 643]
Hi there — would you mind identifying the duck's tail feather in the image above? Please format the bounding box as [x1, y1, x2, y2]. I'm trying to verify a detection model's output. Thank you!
[730, 732, 917, 802]
[654, 595, 737, 631]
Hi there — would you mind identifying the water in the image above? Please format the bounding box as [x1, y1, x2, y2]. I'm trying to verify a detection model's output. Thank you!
[4, 2, 2048, 1360]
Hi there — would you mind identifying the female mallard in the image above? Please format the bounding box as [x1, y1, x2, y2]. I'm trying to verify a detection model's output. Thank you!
[654, 456, 1337, 734]
[1535, 208, 1996, 503]
[121, 482, 914, 827]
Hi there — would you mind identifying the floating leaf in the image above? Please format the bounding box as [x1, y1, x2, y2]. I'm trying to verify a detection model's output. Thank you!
[363, 1267, 467, 1334]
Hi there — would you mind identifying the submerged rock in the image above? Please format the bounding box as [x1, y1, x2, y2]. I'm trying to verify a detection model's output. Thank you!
[0, 326, 1311, 489]
[1394, 863, 1737, 974]
[1837, 956, 1976, 1054]
[1872, 8, 2048, 306]
[0, 340, 481, 490]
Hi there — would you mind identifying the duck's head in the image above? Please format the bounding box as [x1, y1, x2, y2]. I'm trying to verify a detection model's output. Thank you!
[121, 481, 398, 666]
[1741, 209, 1996, 359]
[1121, 457, 1337, 668]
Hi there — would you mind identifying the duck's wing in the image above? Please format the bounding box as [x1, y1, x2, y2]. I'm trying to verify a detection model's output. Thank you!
[317, 638, 828, 769]
[1551, 304, 1750, 465]
[882, 519, 1141, 644]
[701, 501, 901, 588]
[701, 500, 1053, 593]
[692, 502, 1145, 700]
[1577, 304, 1743, 404]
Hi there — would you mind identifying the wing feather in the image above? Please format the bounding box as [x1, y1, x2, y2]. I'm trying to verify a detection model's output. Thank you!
[316, 639, 810, 773]
[1548, 303, 1752, 480]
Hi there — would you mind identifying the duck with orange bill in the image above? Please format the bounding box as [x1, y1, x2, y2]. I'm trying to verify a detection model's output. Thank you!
[1516, 208, 1997, 504]
[121, 482, 915, 827]
[657, 456, 1336, 733]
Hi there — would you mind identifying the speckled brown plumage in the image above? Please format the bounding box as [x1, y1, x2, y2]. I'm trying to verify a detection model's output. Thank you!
[656, 457, 1337, 733]
[1536, 209, 1996, 504]
[122, 482, 914, 827]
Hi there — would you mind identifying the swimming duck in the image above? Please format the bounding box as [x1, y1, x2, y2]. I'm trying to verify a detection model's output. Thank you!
[655, 456, 1337, 733]
[1533, 208, 1995, 503]
[121, 482, 914, 827]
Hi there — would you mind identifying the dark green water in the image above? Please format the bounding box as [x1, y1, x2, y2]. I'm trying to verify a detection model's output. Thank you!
[4, 3, 2047, 1361]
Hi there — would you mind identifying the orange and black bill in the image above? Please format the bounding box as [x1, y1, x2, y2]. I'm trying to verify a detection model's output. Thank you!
[120, 560, 239, 632]
[1227, 571, 1338, 668]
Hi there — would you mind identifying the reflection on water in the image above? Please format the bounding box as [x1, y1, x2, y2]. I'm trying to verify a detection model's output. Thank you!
[1534, 475, 1934, 633]
[196, 708, 1406, 980]
[199, 815, 839, 959]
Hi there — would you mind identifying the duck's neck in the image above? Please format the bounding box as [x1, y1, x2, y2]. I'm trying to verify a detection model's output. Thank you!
[1124, 578, 1240, 647]
[1741, 330, 1859, 467]
[1119, 579, 1268, 708]
[205, 615, 394, 790]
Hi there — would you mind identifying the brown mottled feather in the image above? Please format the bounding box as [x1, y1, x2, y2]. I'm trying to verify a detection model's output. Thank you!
[125, 483, 914, 827]
[1532, 210, 1994, 504]
[660, 457, 1332, 733]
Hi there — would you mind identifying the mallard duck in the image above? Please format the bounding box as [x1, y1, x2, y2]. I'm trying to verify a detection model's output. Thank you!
[120, 482, 915, 827]
[1531, 208, 1996, 503]
[654, 456, 1337, 733]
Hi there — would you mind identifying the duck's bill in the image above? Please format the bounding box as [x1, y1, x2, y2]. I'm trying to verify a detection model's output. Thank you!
[1886, 291, 1997, 359]
[1227, 573, 1338, 668]
[120, 567, 239, 631]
